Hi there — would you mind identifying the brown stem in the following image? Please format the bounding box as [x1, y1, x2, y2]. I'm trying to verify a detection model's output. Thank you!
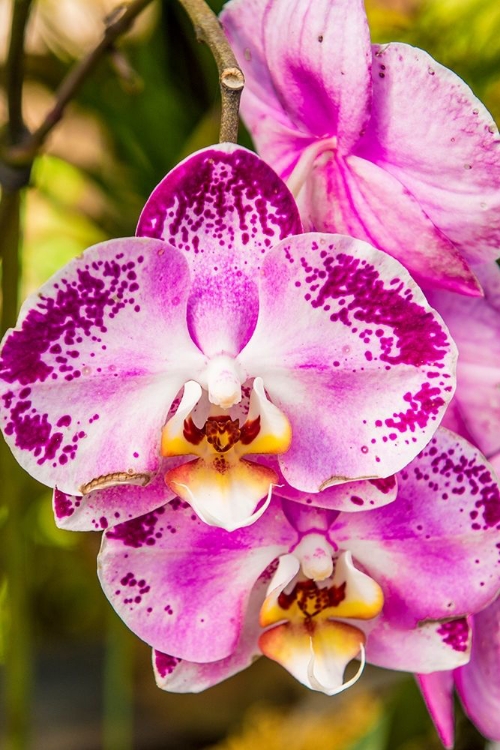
[3, 0, 157, 167]
[5, 0, 34, 144]
[177, 0, 244, 143]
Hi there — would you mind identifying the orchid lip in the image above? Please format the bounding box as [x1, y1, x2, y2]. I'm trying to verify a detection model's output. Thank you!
[160, 378, 291, 530]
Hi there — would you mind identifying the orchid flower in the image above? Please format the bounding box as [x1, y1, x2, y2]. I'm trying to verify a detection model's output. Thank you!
[416, 446, 500, 747]
[221, 0, 500, 295]
[425, 262, 500, 458]
[98, 428, 500, 694]
[0, 144, 456, 531]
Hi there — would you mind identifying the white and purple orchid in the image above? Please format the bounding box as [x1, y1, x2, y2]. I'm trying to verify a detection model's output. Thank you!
[0, 144, 457, 531]
[221, 0, 500, 295]
[97, 428, 500, 695]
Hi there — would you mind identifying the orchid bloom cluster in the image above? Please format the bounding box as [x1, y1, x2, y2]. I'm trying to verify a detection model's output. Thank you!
[1, 0, 500, 744]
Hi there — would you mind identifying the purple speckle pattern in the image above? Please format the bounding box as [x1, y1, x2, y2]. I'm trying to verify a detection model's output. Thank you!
[106, 506, 171, 548]
[137, 145, 302, 272]
[437, 618, 469, 652]
[0, 242, 147, 470]
[53, 488, 78, 519]
[154, 650, 181, 678]
[369, 476, 397, 494]
[300, 247, 450, 370]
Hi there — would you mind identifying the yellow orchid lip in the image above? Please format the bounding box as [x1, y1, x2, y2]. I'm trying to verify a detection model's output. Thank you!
[258, 549, 384, 694]
[160, 377, 291, 530]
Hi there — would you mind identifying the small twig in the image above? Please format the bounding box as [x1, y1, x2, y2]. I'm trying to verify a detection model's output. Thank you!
[177, 0, 245, 143]
[5, 0, 34, 145]
[2, 0, 156, 170]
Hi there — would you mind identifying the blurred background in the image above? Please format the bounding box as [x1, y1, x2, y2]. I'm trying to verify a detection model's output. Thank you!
[0, 0, 499, 747]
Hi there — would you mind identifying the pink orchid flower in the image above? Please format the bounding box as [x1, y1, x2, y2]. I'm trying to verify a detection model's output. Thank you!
[417, 449, 500, 747]
[0, 145, 456, 531]
[98, 428, 500, 694]
[426, 263, 500, 458]
[221, 0, 500, 295]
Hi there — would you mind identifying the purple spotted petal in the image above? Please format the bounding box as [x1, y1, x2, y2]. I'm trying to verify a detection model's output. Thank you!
[359, 43, 500, 266]
[52, 459, 181, 532]
[98, 498, 296, 661]
[0, 238, 205, 495]
[427, 262, 500, 457]
[239, 234, 456, 491]
[332, 429, 500, 628]
[416, 671, 455, 750]
[153, 577, 266, 693]
[455, 597, 500, 741]
[268, 457, 398, 511]
[137, 144, 301, 357]
[365, 617, 471, 673]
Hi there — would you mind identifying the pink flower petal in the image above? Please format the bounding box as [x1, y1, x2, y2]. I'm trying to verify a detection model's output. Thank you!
[333, 429, 500, 626]
[0, 238, 204, 495]
[296, 152, 480, 293]
[359, 43, 500, 266]
[366, 617, 470, 673]
[239, 233, 456, 491]
[52, 461, 177, 532]
[153, 577, 266, 693]
[98, 499, 296, 661]
[455, 597, 500, 741]
[416, 671, 455, 750]
[259, 0, 371, 152]
[427, 262, 500, 457]
[271, 457, 398, 512]
[137, 144, 301, 356]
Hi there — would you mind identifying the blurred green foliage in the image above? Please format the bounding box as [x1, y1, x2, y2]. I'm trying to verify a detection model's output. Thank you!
[0, 0, 499, 747]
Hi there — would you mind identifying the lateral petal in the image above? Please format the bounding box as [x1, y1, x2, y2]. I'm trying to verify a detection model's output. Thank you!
[333, 429, 500, 627]
[0, 238, 204, 495]
[239, 233, 456, 491]
[98, 498, 296, 662]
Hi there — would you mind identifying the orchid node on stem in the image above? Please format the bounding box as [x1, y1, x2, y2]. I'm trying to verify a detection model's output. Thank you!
[177, 0, 245, 144]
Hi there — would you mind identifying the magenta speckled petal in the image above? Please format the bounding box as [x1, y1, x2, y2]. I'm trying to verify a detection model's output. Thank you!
[333, 429, 500, 627]
[416, 672, 455, 749]
[53, 461, 177, 532]
[365, 617, 470, 674]
[153, 577, 266, 693]
[269, 457, 398, 512]
[239, 233, 456, 492]
[455, 597, 500, 741]
[98, 498, 296, 661]
[0, 238, 205, 495]
[359, 43, 500, 266]
[427, 262, 500, 457]
[366, 624, 471, 673]
[137, 144, 301, 356]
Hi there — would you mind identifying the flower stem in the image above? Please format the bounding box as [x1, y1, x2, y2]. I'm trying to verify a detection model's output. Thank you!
[1, 0, 158, 173]
[177, 0, 245, 143]
[1, 2, 34, 745]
